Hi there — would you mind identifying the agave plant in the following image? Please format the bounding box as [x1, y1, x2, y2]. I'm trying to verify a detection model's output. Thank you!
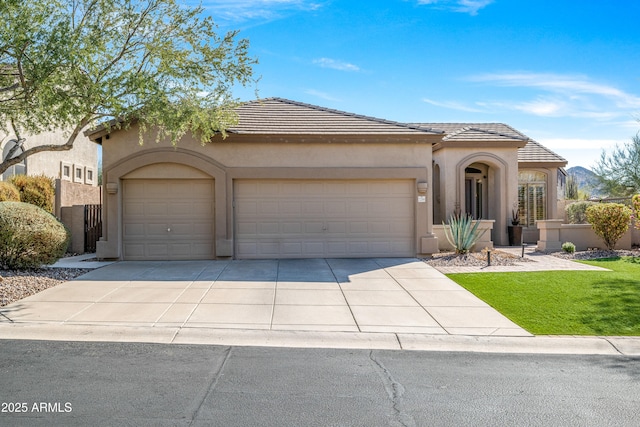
[443, 213, 487, 254]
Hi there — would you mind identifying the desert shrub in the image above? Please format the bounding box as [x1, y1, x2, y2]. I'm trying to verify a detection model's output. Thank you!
[0, 202, 70, 269]
[9, 174, 55, 213]
[632, 194, 640, 229]
[565, 201, 597, 224]
[443, 213, 487, 254]
[561, 242, 576, 254]
[585, 203, 632, 250]
[0, 182, 20, 202]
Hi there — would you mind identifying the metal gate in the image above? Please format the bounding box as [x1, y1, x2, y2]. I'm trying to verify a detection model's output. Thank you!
[84, 204, 102, 253]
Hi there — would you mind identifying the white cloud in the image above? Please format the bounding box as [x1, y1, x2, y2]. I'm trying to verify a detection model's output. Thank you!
[198, 0, 324, 24]
[417, 0, 494, 15]
[313, 58, 360, 72]
[304, 89, 342, 102]
[464, 72, 640, 120]
[470, 72, 640, 109]
[422, 98, 487, 113]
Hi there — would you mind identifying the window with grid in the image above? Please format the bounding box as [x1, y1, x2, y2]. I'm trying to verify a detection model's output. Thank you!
[518, 171, 547, 227]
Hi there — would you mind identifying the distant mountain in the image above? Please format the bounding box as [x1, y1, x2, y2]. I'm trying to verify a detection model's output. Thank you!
[566, 166, 605, 197]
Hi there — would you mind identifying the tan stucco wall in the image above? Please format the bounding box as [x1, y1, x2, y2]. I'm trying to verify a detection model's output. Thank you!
[433, 147, 519, 246]
[98, 124, 437, 260]
[1, 128, 98, 185]
[537, 220, 633, 251]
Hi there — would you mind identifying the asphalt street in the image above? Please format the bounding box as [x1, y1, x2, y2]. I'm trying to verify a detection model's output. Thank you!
[0, 340, 638, 426]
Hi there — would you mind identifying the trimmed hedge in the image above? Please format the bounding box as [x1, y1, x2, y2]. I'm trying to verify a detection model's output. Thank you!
[9, 174, 55, 213]
[0, 202, 70, 269]
[0, 181, 20, 202]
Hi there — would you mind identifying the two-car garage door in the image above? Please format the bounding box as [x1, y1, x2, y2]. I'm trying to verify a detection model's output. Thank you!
[234, 180, 414, 259]
[122, 178, 415, 260]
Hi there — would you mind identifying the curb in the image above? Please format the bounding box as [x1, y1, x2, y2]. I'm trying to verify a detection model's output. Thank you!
[0, 323, 638, 355]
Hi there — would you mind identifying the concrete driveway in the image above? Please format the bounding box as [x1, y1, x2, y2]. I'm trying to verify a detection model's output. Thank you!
[0, 258, 529, 336]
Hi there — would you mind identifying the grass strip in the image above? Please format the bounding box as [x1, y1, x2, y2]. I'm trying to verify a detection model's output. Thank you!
[447, 257, 640, 335]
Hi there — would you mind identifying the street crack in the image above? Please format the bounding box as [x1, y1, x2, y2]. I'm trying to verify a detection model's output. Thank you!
[369, 350, 416, 427]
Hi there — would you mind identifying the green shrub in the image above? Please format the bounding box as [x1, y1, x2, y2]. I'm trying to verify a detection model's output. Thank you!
[561, 242, 576, 254]
[443, 213, 487, 255]
[585, 203, 632, 250]
[9, 174, 55, 213]
[565, 201, 597, 224]
[0, 202, 70, 269]
[0, 182, 20, 202]
[633, 194, 640, 230]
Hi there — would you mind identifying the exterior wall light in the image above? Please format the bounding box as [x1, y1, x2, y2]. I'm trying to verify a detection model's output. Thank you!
[106, 182, 118, 194]
[417, 182, 428, 194]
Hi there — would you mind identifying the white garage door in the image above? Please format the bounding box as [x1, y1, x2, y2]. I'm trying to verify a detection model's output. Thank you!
[122, 179, 215, 260]
[235, 180, 414, 259]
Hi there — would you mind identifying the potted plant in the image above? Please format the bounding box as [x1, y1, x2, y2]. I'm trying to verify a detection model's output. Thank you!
[508, 206, 523, 246]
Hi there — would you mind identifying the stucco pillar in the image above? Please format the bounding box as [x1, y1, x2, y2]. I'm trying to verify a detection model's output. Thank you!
[96, 180, 120, 260]
[536, 219, 564, 252]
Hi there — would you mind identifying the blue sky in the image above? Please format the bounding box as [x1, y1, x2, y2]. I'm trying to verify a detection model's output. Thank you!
[196, 0, 640, 169]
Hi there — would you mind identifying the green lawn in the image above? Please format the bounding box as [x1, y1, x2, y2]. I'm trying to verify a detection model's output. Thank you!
[447, 257, 640, 335]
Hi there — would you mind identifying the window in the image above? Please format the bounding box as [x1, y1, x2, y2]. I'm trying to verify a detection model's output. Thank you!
[74, 166, 83, 183]
[2, 139, 26, 181]
[518, 171, 547, 227]
[61, 162, 72, 181]
[85, 167, 95, 185]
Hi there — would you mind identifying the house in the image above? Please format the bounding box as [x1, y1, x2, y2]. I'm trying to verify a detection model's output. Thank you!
[88, 97, 567, 261]
[1, 127, 100, 216]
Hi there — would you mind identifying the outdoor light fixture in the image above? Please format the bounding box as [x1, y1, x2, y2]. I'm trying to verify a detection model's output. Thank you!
[106, 183, 118, 194]
[487, 250, 492, 267]
[417, 182, 428, 194]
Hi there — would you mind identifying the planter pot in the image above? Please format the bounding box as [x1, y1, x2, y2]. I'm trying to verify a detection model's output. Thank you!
[508, 225, 523, 246]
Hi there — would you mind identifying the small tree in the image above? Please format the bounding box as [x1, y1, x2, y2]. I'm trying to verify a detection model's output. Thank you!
[585, 203, 632, 250]
[565, 174, 579, 199]
[1, 0, 256, 175]
[593, 134, 640, 196]
[566, 201, 597, 224]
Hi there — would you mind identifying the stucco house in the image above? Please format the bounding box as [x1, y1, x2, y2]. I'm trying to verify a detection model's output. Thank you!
[88, 97, 567, 261]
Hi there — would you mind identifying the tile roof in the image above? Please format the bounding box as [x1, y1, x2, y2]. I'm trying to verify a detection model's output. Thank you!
[409, 123, 530, 142]
[518, 140, 567, 164]
[231, 98, 444, 135]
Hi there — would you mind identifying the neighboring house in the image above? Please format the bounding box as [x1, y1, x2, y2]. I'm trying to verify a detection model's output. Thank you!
[1, 128, 98, 186]
[1, 127, 100, 216]
[88, 97, 567, 261]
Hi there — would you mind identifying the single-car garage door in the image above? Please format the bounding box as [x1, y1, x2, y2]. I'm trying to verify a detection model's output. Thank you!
[235, 180, 414, 259]
[122, 179, 215, 260]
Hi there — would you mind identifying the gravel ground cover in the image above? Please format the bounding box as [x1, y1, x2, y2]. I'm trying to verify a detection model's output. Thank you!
[424, 249, 536, 267]
[424, 248, 640, 268]
[0, 268, 91, 307]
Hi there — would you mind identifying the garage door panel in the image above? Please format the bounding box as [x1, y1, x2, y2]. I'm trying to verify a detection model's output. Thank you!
[147, 244, 169, 257]
[235, 179, 414, 259]
[123, 179, 214, 260]
[145, 202, 168, 216]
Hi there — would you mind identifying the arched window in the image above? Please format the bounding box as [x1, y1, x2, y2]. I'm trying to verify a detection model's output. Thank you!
[518, 171, 547, 227]
[2, 139, 26, 180]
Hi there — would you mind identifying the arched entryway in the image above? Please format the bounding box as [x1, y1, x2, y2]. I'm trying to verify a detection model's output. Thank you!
[464, 163, 489, 220]
[455, 153, 511, 245]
